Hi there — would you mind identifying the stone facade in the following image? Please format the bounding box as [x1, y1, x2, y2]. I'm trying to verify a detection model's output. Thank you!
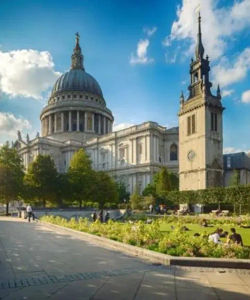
[16, 122, 178, 194]
[178, 14, 224, 191]
[15, 34, 179, 194]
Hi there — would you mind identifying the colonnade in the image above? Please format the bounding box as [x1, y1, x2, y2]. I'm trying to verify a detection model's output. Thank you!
[41, 110, 112, 136]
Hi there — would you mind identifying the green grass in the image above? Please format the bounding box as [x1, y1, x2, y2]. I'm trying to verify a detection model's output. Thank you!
[160, 223, 250, 246]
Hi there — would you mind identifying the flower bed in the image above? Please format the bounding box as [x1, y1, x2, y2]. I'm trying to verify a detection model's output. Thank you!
[40, 215, 250, 259]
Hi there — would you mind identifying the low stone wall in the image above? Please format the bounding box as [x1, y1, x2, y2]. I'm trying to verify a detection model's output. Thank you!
[21, 209, 125, 220]
[41, 221, 250, 269]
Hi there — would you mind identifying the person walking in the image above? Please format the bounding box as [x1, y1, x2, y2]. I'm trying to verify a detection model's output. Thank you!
[26, 204, 33, 222]
[149, 204, 153, 214]
[104, 211, 110, 223]
[92, 211, 97, 222]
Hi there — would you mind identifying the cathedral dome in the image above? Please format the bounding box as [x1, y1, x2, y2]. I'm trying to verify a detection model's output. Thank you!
[40, 33, 113, 140]
[50, 32, 103, 99]
[51, 69, 103, 98]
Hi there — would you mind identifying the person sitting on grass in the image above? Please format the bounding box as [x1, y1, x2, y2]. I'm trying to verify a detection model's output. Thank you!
[227, 228, 243, 246]
[208, 228, 223, 244]
[201, 219, 208, 227]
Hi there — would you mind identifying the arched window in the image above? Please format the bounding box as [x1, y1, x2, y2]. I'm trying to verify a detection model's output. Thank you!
[170, 144, 178, 161]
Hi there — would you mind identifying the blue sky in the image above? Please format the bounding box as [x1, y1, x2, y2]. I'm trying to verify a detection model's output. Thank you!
[0, 0, 249, 153]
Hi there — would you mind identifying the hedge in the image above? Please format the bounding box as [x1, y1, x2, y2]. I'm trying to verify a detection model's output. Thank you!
[164, 186, 250, 212]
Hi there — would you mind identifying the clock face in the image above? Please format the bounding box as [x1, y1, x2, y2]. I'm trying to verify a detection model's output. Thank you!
[187, 150, 196, 161]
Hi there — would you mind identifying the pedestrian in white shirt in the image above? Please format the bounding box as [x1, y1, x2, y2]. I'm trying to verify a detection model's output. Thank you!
[26, 204, 33, 222]
[209, 228, 223, 244]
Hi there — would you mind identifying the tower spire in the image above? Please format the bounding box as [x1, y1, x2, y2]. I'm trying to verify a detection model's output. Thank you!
[71, 32, 84, 70]
[195, 12, 204, 59]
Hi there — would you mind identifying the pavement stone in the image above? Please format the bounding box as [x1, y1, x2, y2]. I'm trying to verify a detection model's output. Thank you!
[0, 217, 250, 300]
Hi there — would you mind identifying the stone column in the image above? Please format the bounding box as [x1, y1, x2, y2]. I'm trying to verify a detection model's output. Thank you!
[77, 111, 80, 131]
[69, 111, 72, 132]
[98, 115, 101, 134]
[154, 135, 158, 162]
[129, 139, 134, 164]
[146, 135, 150, 162]
[49, 115, 52, 134]
[84, 112, 87, 131]
[145, 136, 147, 161]
[103, 117, 106, 134]
[150, 134, 154, 162]
[54, 113, 57, 133]
[61, 112, 64, 132]
[132, 138, 137, 164]
[92, 113, 95, 132]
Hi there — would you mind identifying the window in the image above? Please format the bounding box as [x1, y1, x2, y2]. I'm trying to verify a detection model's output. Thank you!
[79, 95, 82, 98]
[194, 72, 198, 82]
[192, 114, 195, 133]
[227, 156, 231, 168]
[170, 144, 178, 161]
[187, 116, 191, 135]
[119, 148, 125, 159]
[73, 95, 76, 98]
[211, 112, 218, 131]
[187, 114, 195, 135]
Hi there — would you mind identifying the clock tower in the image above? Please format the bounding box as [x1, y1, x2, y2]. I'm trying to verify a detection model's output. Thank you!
[178, 14, 224, 191]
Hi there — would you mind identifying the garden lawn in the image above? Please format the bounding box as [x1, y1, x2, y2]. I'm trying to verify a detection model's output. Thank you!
[41, 215, 250, 259]
[160, 223, 250, 246]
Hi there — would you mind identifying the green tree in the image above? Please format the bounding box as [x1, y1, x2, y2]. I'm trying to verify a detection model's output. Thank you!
[55, 173, 71, 207]
[24, 154, 58, 207]
[67, 149, 94, 208]
[129, 186, 143, 210]
[229, 170, 240, 186]
[93, 171, 118, 208]
[155, 167, 178, 196]
[0, 144, 24, 215]
[142, 183, 156, 197]
[143, 168, 179, 198]
[116, 181, 130, 203]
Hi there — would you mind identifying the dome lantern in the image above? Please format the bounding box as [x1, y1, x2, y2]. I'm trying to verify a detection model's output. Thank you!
[71, 32, 84, 70]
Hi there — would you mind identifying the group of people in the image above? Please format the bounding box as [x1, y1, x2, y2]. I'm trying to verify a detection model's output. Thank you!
[91, 210, 110, 223]
[208, 227, 243, 246]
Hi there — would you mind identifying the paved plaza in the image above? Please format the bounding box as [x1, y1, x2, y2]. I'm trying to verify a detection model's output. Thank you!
[0, 217, 249, 300]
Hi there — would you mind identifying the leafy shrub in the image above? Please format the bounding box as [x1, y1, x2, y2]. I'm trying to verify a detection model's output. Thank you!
[41, 215, 250, 259]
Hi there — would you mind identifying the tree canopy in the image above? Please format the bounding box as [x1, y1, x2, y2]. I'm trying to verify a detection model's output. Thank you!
[143, 167, 179, 199]
[0, 144, 24, 215]
[67, 149, 94, 208]
[24, 154, 58, 207]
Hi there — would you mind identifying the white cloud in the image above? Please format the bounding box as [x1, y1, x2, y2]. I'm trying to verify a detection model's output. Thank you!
[143, 26, 157, 37]
[221, 89, 234, 97]
[113, 122, 135, 132]
[130, 39, 154, 65]
[0, 112, 31, 141]
[0, 49, 61, 99]
[212, 48, 250, 87]
[224, 147, 250, 154]
[241, 90, 250, 103]
[166, 0, 250, 60]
